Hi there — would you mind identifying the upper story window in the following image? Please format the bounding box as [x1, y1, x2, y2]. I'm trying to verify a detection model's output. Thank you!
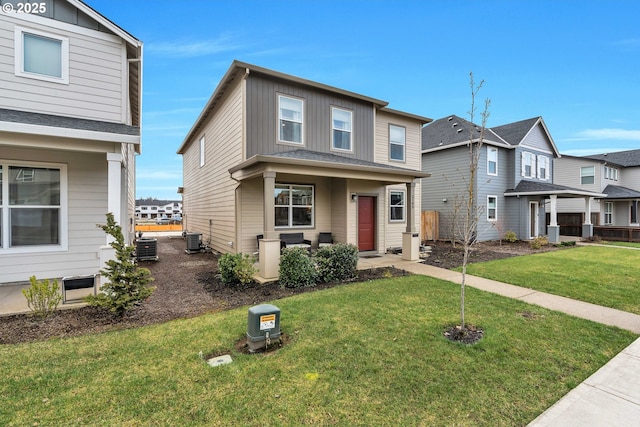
[537, 155, 549, 180]
[389, 125, 405, 162]
[278, 95, 304, 145]
[389, 190, 405, 222]
[581, 166, 595, 185]
[487, 147, 498, 176]
[0, 161, 67, 252]
[331, 107, 352, 152]
[521, 151, 534, 178]
[275, 184, 314, 228]
[15, 27, 69, 84]
[199, 136, 205, 167]
[604, 165, 618, 181]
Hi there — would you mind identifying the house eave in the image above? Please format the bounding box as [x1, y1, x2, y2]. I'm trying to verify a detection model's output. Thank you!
[0, 121, 140, 145]
[504, 190, 606, 198]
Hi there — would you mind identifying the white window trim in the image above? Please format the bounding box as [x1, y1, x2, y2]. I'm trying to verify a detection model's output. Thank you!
[389, 189, 406, 223]
[580, 166, 595, 185]
[521, 151, 534, 178]
[274, 184, 315, 229]
[0, 160, 68, 254]
[14, 26, 69, 85]
[199, 136, 205, 167]
[537, 155, 549, 181]
[389, 124, 406, 162]
[277, 94, 304, 146]
[331, 107, 353, 153]
[487, 146, 498, 176]
[487, 195, 498, 222]
[604, 202, 613, 225]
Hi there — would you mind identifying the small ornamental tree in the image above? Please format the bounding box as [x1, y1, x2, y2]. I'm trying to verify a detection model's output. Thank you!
[85, 213, 155, 315]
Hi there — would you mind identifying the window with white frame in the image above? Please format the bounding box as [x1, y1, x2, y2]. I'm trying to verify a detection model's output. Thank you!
[389, 125, 405, 161]
[278, 95, 304, 144]
[521, 151, 534, 178]
[631, 201, 638, 224]
[15, 27, 69, 84]
[580, 166, 595, 185]
[389, 190, 405, 222]
[487, 196, 497, 221]
[199, 136, 205, 167]
[487, 146, 498, 176]
[0, 162, 66, 251]
[604, 165, 618, 181]
[604, 202, 613, 225]
[274, 184, 314, 228]
[331, 107, 352, 151]
[537, 155, 549, 180]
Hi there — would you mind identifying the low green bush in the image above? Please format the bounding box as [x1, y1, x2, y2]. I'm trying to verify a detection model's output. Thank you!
[218, 253, 257, 289]
[504, 230, 518, 243]
[316, 243, 358, 283]
[279, 247, 317, 288]
[22, 276, 62, 319]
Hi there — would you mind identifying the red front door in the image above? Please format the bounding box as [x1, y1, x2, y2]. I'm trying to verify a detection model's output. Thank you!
[358, 196, 375, 251]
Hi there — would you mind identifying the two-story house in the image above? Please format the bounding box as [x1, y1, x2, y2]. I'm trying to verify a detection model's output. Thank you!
[136, 199, 183, 220]
[178, 61, 430, 279]
[422, 115, 604, 243]
[555, 149, 640, 238]
[0, 0, 142, 284]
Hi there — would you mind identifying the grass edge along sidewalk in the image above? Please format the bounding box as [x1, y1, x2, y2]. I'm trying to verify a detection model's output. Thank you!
[1, 275, 636, 426]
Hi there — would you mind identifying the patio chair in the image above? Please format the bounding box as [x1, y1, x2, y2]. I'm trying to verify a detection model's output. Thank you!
[318, 232, 334, 248]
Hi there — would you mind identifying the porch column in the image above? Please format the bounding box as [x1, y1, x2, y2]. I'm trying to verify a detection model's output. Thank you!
[100, 153, 123, 283]
[547, 194, 560, 244]
[582, 196, 594, 238]
[402, 180, 420, 261]
[259, 171, 280, 280]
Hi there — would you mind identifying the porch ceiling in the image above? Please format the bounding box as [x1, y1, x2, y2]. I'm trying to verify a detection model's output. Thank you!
[504, 180, 606, 198]
[229, 149, 430, 184]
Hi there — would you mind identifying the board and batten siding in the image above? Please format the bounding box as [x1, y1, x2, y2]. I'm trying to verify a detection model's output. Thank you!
[0, 146, 108, 283]
[0, 13, 126, 123]
[182, 79, 244, 254]
[244, 73, 375, 161]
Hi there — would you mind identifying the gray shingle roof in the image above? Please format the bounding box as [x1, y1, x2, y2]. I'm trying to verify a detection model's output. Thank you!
[265, 149, 421, 173]
[583, 149, 640, 168]
[602, 184, 640, 199]
[490, 117, 541, 145]
[505, 180, 605, 198]
[0, 108, 140, 136]
[421, 115, 505, 151]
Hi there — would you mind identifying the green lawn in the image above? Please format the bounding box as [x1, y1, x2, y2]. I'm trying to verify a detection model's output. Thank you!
[464, 246, 640, 314]
[0, 276, 635, 426]
[600, 241, 640, 249]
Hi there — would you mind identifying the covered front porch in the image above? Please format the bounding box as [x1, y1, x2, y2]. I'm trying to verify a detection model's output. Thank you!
[229, 149, 429, 279]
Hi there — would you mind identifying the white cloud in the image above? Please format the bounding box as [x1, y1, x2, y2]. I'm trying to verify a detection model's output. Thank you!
[568, 128, 640, 141]
[147, 32, 241, 58]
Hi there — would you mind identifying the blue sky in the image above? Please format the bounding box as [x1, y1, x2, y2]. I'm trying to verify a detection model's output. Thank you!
[85, 0, 640, 200]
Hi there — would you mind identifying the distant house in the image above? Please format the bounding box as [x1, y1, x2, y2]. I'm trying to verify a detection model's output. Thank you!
[421, 115, 604, 243]
[136, 200, 183, 220]
[178, 61, 430, 278]
[555, 149, 640, 235]
[0, 1, 142, 284]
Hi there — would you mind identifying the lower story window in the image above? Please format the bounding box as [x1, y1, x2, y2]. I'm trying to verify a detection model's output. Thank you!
[274, 184, 314, 228]
[487, 196, 497, 221]
[604, 202, 613, 225]
[0, 162, 65, 250]
[631, 201, 638, 224]
[390, 190, 405, 222]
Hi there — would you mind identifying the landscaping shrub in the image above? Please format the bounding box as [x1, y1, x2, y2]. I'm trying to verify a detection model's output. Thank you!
[529, 235, 549, 249]
[504, 230, 518, 243]
[218, 253, 257, 289]
[316, 243, 358, 283]
[22, 276, 62, 319]
[85, 213, 155, 316]
[279, 247, 317, 288]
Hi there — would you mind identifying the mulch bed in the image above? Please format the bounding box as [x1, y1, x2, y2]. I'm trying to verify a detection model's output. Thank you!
[0, 237, 564, 345]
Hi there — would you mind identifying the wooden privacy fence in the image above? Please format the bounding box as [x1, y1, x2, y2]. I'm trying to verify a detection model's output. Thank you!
[421, 211, 439, 242]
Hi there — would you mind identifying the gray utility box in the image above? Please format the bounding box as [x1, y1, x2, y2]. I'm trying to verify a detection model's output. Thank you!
[185, 233, 202, 253]
[246, 304, 281, 352]
[136, 238, 158, 261]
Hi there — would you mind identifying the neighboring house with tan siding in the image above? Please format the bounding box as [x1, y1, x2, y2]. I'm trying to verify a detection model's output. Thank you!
[555, 149, 640, 233]
[422, 115, 604, 243]
[0, 0, 142, 284]
[177, 61, 430, 279]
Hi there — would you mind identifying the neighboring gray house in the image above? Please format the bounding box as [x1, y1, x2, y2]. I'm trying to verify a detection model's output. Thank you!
[0, 0, 142, 284]
[421, 115, 604, 243]
[178, 61, 431, 279]
[555, 149, 640, 234]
